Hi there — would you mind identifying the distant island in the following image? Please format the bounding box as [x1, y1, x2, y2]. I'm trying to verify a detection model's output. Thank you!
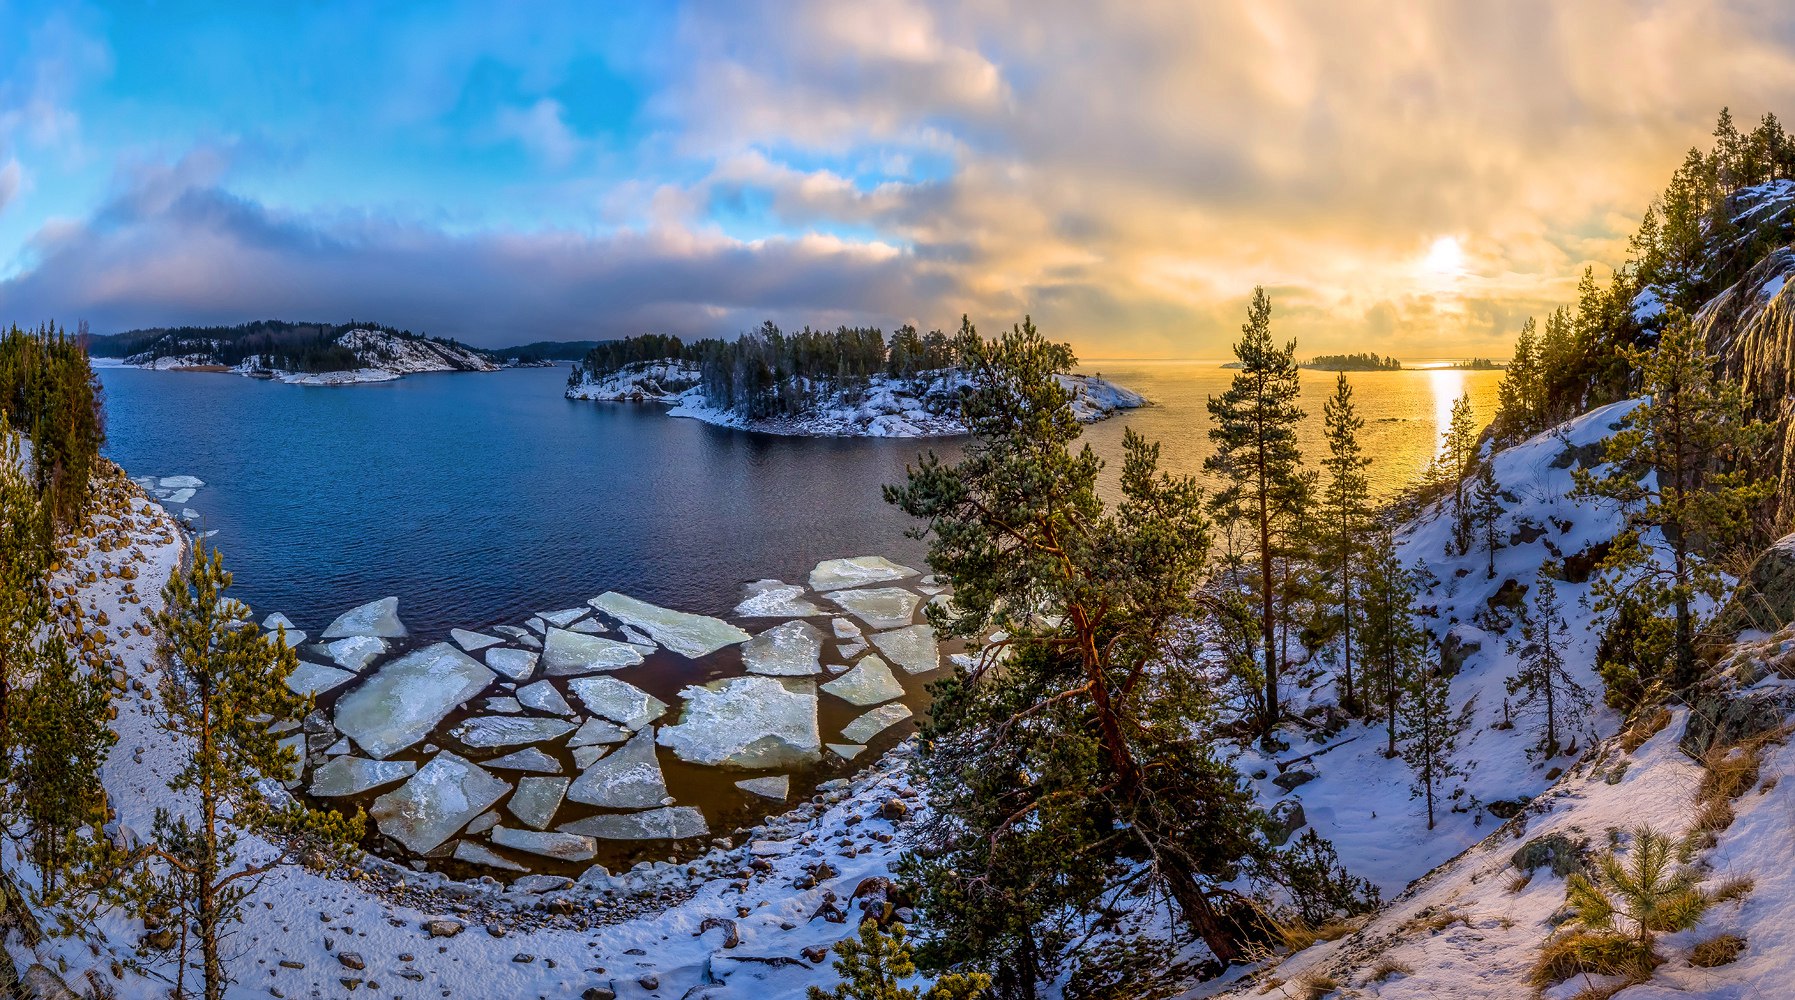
[88, 320, 600, 385]
[565, 322, 1144, 437]
[1301, 352, 1402, 371]
[1444, 357, 1504, 370]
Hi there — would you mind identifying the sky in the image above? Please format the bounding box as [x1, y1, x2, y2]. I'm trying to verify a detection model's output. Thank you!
[5, 2, 1795, 359]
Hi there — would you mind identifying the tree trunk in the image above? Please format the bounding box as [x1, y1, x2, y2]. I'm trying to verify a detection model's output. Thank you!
[1160, 849, 1242, 965]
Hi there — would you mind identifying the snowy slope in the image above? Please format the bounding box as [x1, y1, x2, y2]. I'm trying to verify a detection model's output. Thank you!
[566, 360, 1146, 438]
[123, 328, 500, 384]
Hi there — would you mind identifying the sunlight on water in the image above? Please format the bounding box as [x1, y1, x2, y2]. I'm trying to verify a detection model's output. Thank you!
[1074, 361, 1505, 500]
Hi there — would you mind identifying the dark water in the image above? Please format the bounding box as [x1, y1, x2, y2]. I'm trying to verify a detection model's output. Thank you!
[99, 364, 952, 633]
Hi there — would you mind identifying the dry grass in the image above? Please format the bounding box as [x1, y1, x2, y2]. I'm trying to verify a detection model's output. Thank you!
[1507, 872, 1533, 894]
[1701, 742, 1764, 802]
[1401, 907, 1466, 936]
[1689, 932, 1747, 968]
[1620, 707, 1672, 752]
[1711, 874, 1756, 905]
[1364, 957, 1413, 984]
[1531, 930, 1656, 991]
[1288, 968, 1340, 999]
[1271, 916, 1359, 953]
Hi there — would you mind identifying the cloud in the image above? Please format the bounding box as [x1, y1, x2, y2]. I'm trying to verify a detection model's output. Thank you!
[0, 157, 948, 343]
[494, 98, 584, 168]
[0, 160, 20, 214]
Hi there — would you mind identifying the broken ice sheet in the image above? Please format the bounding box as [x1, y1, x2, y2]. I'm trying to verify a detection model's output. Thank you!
[507, 776, 570, 830]
[819, 655, 904, 706]
[841, 702, 913, 744]
[369, 752, 510, 854]
[565, 730, 668, 808]
[826, 587, 922, 630]
[566, 676, 667, 731]
[448, 715, 576, 749]
[321, 597, 407, 639]
[559, 805, 708, 841]
[333, 643, 495, 759]
[869, 624, 940, 675]
[310, 756, 417, 797]
[808, 556, 918, 592]
[588, 591, 749, 658]
[541, 628, 644, 675]
[742, 620, 825, 676]
[657, 675, 820, 769]
[733, 579, 824, 618]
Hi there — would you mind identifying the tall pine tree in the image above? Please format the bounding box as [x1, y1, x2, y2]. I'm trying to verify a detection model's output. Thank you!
[1320, 372, 1370, 710]
[1400, 646, 1468, 831]
[1359, 532, 1425, 755]
[1505, 578, 1589, 759]
[1206, 287, 1305, 738]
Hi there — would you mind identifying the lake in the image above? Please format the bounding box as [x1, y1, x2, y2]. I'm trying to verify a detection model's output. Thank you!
[98, 361, 1503, 633]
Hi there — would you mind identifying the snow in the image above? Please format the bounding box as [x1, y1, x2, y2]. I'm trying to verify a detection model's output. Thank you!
[868, 623, 941, 675]
[447, 715, 577, 748]
[333, 642, 496, 759]
[309, 755, 418, 797]
[565, 676, 668, 731]
[742, 620, 826, 676]
[559, 806, 709, 841]
[564, 730, 669, 808]
[540, 626, 645, 674]
[507, 776, 571, 830]
[658, 675, 823, 769]
[820, 655, 905, 706]
[735, 579, 826, 617]
[840, 702, 914, 744]
[369, 751, 513, 854]
[588, 591, 752, 658]
[321, 596, 408, 639]
[808, 555, 920, 591]
[825, 586, 922, 630]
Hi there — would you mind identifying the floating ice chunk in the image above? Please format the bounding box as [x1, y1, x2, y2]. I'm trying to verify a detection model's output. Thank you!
[484, 697, 522, 713]
[492, 624, 540, 648]
[491, 825, 596, 862]
[827, 743, 866, 761]
[736, 775, 790, 800]
[320, 635, 387, 672]
[507, 776, 569, 830]
[734, 580, 825, 618]
[657, 676, 820, 769]
[841, 703, 913, 744]
[325, 738, 350, 755]
[559, 806, 708, 841]
[566, 677, 666, 731]
[159, 475, 205, 490]
[483, 748, 561, 772]
[278, 733, 307, 787]
[452, 628, 503, 652]
[516, 680, 574, 715]
[567, 619, 607, 634]
[485, 647, 538, 681]
[266, 627, 308, 648]
[819, 655, 904, 706]
[449, 715, 576, 748]
[567, 717, 631, 747]
[465, 811, 500, 835]
[334, 643, 495, 759]
[572, 745, 607, 769]
[870, 624, 940, 675]
[541, 628, 644, 675]
[588, 592, 750, 658]
[310, 756, 417, 797]
[453, 840, 525, 871]
[370, 752, 511, 854]
[838, 640, 869, 659]
[287, 660, 356, 697]
[620, 626, 652, 646]
[525, 616, 548, 635]
[742, 620, 825, 676]
[321, 597, 407, 639]
[565, 730, 668, 808]
[832, 618, 863, 639]
[264, 612, 296, 631]
[164, 488, 195, 504]
[827, 588, 922, 630]
[539, 607, 588, 627]
[809, 556, 918, 592]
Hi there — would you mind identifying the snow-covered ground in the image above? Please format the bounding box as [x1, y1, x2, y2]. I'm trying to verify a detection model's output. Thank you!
[566, 360, 1146, 437]
[117, 327, 500, 385]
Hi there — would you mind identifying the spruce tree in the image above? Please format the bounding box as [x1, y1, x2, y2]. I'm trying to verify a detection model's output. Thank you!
[1472, 461, 1504, 579]
[888, 319, 1265, 982]
[1206, 287, 1305, 738]
[1442, 393, 1479, 554]
[1505, 579, 1588, 759]
[1320, 373, 1370, 710]
[1359, 533, 1425, 754]
[1571, 309, 1772, 688]
[125, 542, 361, 1000]
[1399, 647, 1468, 831]
[1494, 318, 1540, 442]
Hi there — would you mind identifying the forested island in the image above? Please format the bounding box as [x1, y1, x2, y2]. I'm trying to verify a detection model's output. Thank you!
[1299, 351, 1403, 370]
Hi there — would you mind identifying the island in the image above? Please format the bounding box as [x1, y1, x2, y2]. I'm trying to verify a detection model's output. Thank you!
[563, 324, 1146, 437]
[1300, 351, 1403, 371]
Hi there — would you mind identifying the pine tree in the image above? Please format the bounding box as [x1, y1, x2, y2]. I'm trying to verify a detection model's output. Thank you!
[1564, 828, 1710, 952]
[1359, 532, 1425, 753]
[1472, 461, 1504, 579]
[1206, 287, 1305, 738]
[887, 319, 1266, 981]
[1442, 393, 1479, 554]
[1320, 373, 1370, 710]
[123, 542, 362, 1000]
[1571, 309, 1772, 688]
[1505, 579, 1589, 759]
[808, 921, 991, 1000]
[1399, 647, 1468, 831]
[1494, 318, 1541, 442]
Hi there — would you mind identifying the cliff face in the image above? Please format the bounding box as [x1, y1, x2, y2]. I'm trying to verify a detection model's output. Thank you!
[1696, 245, 1795, 522]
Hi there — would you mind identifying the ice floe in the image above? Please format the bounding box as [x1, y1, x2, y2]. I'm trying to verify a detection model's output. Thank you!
[309, 756, 417, 797]
[506, 776, 569, 830]
[321, 596, 407, 639]
[491, 825, 596, 862]
[286, 660, 356, 697]
[657, 676, 820, 769]
[515, 679, 574, 715]
[565, 730, 668, 808]
[733, 579, 825, 618]
[448, 715, 577, 748]
[485, 647, 538, 681]
[567, 716, 631, 747]
[735, 775, 790, 800]
[826, 587, 922, 630]
[588, 591, 750, 658]
[819, 655, 904, 706]
[481, 747, 562, 772]
[808, 556, 918, 591]
[869, 624, 940, 675]
[369, 752, 511, 854]
[453, 840, 524, 871]
[741, 620, 825, 676]
[333, 643, 495, 759]
[539, 607, 588, 627]
[559, 805, 707, 841]
[566, 676, 667, 730]
[318, 635, 388, 672]
[451, 628, 502, 652]
[841, 703, 913, 744]
[541, 627, 644, 675]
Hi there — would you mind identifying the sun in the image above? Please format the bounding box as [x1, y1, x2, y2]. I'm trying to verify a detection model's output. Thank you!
[1421, 235, 1467, 276]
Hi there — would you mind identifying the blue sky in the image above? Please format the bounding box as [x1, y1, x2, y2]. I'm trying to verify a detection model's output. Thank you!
[5, 1, 1795, 356]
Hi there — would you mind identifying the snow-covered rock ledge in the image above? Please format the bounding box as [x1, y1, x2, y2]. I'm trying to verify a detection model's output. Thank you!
[111, 327, 502, 386]
[565, 360, 1146, 438]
